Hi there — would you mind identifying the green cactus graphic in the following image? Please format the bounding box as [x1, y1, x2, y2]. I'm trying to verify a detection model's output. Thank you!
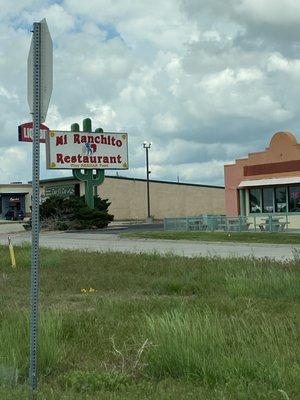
[71, 118, 105, 209]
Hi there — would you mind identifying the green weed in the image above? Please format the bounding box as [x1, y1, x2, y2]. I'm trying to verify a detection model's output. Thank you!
[143, 308, 299, 391]
[0, 310, 66, 379]
[61, 370, 131, 392]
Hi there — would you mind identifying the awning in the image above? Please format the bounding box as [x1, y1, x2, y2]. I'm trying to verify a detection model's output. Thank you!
[0, 192, 29, 196]
[238, 176, 300, 188]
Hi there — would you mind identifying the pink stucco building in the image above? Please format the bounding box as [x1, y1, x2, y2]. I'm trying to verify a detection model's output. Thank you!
[224, 131, 300, 227]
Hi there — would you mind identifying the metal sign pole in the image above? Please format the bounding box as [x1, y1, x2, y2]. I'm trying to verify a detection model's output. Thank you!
[146, 146, 151, 219]
[29, 21, 41, 395]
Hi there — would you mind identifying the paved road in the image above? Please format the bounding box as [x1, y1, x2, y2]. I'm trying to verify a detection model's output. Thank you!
[1, 231, 299, 260]
[68, 222, 164, 234]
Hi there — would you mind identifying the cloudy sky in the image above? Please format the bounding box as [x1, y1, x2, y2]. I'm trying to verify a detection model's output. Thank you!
[1, 0, 300, 186]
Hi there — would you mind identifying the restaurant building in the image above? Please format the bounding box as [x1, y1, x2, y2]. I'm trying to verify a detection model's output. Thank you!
[0, 176, 225, 220]
[224, 131, 300, 228]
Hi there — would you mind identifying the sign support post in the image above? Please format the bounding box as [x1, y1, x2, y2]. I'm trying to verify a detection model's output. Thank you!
[27, 18, 52, 397]
[29, 21, 41, 397]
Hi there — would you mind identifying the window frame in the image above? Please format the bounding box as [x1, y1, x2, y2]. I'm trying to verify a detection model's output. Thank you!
[275, 187, 288, 213]
[262, 187, 275, 213]
[288, 185, 300, 213]
[248, 184, 300, 214]
[249, 187, 262, 213]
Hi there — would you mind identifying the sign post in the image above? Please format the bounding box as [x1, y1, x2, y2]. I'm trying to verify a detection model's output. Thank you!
[27, 19, 52, 397]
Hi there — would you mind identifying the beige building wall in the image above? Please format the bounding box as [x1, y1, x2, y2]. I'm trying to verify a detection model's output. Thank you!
[39, 176, 225, 220]
[97, 177, 225, 220]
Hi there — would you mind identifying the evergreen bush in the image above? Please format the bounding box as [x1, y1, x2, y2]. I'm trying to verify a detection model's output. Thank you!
[39, 195, 113, 230]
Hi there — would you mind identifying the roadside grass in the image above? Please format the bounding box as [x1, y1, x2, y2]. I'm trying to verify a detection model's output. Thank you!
[121, 230, 300, 244]
[0, 245, 299, 399]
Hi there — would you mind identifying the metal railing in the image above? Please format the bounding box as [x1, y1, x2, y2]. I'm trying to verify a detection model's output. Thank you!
[164, 214, 290, 232]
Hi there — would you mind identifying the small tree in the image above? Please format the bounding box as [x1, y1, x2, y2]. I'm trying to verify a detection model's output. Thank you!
[40, 195, 113, 230]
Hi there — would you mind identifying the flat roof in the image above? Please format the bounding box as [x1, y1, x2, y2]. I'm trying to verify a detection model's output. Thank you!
[37, 175, 224, 189]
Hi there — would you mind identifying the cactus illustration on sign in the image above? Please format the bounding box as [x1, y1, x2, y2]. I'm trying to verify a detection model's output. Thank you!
[71, 118, 105, 209]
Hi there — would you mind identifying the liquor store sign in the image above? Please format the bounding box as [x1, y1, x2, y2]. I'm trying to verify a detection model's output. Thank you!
[46, 131, 128, 170]
[18, 122, 49, 143]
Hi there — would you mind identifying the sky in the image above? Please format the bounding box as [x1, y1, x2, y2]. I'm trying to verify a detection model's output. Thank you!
[1, 0, 300, 186]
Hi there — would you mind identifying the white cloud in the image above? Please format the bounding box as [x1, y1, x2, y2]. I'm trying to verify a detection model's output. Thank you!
[0, 0, 300, 187]
[237, 0, 300, 25]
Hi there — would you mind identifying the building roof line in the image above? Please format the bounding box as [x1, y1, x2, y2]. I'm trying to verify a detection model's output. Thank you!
[35, 175, 224, 189]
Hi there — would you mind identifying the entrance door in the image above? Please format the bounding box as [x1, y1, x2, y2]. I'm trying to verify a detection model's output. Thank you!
[7, 197, 22, 220]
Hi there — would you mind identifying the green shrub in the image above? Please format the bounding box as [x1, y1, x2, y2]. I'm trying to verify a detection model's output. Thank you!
[40, 195, 113, 230]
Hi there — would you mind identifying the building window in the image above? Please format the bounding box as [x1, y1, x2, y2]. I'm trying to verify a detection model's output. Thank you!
[288, 186, 300, 212]
[262, 187, 274, 213]
[248, 185, 300, 213]
[275, 187, 287, 212]
[249, 188, 261, 213]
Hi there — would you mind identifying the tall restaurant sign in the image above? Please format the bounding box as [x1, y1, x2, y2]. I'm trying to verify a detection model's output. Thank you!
[46, 130, 128, 170]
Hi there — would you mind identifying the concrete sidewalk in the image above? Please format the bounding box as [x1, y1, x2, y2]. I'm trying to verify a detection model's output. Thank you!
[1, 231, 299, 261]
[0, 222, 26, 234]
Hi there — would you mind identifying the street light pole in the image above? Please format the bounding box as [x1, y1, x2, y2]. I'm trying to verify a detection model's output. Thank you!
[143, 141, 152, 222]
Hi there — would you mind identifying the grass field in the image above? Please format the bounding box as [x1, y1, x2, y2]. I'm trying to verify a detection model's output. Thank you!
[0, 245, 299, 399]
[122, 230, 300, 244]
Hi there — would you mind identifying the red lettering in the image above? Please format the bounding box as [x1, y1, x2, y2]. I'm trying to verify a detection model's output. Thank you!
[71, 156, 77, 163]
[117, 155, 122, 163]
[56, 154, 64, 163]
[56, 136, 64, 146]
[116, 139, 122, 147]
[73, 134, 80, 144]
[64, 155, 70, 163]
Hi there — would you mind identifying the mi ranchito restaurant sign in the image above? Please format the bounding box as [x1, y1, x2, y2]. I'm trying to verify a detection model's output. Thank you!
[46, 130, 128, 170]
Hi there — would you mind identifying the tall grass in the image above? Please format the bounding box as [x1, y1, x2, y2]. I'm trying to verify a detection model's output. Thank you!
[144, 308, 299, 392]
[0, 310, 65, 383]
[0, 246, 299, 398]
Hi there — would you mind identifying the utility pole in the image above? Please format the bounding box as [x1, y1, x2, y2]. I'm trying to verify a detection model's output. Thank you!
[143, 141, 152, 223]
